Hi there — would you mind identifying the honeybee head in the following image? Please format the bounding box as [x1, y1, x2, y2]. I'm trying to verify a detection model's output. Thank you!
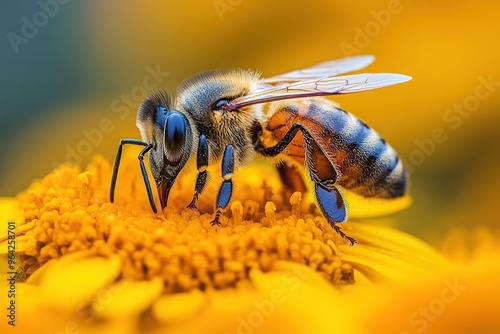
[136, 90, 194, 209]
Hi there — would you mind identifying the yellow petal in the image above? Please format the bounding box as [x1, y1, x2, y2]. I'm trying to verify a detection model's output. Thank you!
[154, 265, 363, 334]
[25, 258, 56, 285]
[95, 277, 164, 318]
[1, 283, 48, 332]
[300, 187, 412, 219]
[0, 198, 26, 248]
[0, 197, 23, 225]
[40, 253, 122, 309]
[0, 232, 34, 256]
[344, 192, 412, 218]
[362, 257, 500, 334]
[340, 244, 430, 284]
[152, 289, 207, 324]
[347, 222, 450, 269]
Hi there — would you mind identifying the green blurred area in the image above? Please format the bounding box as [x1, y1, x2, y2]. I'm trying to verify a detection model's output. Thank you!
[1, 0, 499, 246]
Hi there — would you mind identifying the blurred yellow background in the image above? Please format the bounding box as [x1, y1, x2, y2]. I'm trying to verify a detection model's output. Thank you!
[1, 0, 499, 247]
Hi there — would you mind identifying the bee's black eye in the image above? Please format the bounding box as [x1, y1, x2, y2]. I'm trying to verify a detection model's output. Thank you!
[213, 99, 229, 110]
[164, 113, 188, 164]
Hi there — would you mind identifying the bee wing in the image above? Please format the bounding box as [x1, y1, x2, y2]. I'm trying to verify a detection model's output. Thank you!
[261, 55, 375, 84]
[227, 73, 411, 110]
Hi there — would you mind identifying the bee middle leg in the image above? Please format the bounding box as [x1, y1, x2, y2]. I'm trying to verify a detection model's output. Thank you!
[211, 144, 234, 226]
[255, 123, 356, 245]
[188, 135, 209, 209]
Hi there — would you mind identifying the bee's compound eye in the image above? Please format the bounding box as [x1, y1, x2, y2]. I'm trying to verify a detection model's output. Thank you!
[164, 113, 187, 164]
[213, 99, 229, 110]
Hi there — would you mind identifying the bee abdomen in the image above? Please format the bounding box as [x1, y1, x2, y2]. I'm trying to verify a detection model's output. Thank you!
[267, 99, 408, 199]
[339, 115, 407, 198]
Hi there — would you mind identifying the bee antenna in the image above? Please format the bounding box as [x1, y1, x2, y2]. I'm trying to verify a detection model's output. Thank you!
[148, 89, 175, 110]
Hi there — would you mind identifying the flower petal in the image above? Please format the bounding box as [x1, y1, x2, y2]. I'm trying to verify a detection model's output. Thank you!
[39, 252, 122, 309]
[152, 265, 363, 334]
[95, 277, 164, 318]
[344, 192, 413, 218]
[348, 222, 447, 265]
[152, 289, 207, 324]
[0, 197, 23, 226]
[340, 244, 430, 284]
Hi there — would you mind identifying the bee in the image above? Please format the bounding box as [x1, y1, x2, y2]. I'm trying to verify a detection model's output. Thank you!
[110, 55, 411, 245]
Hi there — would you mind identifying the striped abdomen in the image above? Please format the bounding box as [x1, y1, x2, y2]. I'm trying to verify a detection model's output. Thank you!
[265, 98, 407, 199]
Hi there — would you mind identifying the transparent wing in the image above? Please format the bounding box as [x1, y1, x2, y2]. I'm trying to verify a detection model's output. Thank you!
[261, 55, 375, 84]
[226, 73, 411, 110]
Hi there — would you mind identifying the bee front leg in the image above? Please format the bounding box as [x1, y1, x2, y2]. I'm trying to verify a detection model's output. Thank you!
[110, 139, 158, 213]
[211, 144, 234, 226]
[188, 135, 209, 209]
[254, 123, 356, 245]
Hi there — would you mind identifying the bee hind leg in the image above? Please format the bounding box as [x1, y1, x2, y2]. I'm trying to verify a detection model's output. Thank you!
[254, 123, 356, 245]
[211, 144, 234, 226]
[305, 134, 357, 246]
[188, 135, 209, 209]
[314, 183, 356, 246]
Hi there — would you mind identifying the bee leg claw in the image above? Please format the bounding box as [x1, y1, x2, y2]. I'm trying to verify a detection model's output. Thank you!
[210, 216, 222, 226]
[187, 194, 199, 209]
[346, 236, 357, 246]
[210, 209, 223, 226]
[332, 224, 357, 246]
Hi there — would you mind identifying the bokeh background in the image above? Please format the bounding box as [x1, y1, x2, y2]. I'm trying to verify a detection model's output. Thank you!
[1, 0, 499, 249]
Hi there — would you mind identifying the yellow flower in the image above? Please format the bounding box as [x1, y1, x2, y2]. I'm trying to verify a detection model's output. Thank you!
[1, 151, 497, 334]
